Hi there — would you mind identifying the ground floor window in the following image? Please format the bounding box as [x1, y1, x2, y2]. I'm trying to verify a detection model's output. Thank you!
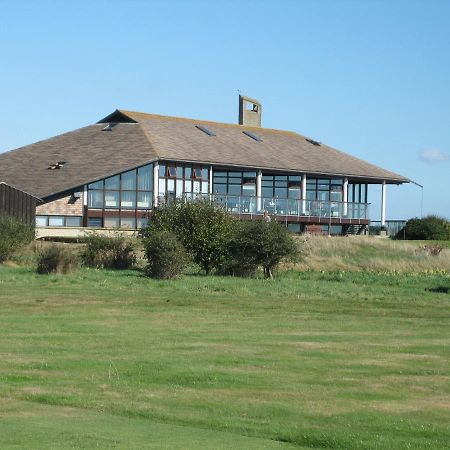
[36, 215, 82, 227]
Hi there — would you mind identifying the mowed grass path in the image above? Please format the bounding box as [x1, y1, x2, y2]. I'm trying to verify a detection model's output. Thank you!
[0, 266, 449, 449]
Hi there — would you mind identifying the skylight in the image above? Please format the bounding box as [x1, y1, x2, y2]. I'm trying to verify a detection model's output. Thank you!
[242, 130, 263, 142]
[305, 137, 321, 146]
[195, 125, 216, 136]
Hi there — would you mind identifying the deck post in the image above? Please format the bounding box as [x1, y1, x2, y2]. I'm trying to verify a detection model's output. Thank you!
[256, 170, 262, 212]
[343, 177, 348, 217]
[209, 165, 213, 194]
[301, 174, 307, 215]
[153, 162, 159, 208]
[381, 180, 386, 226]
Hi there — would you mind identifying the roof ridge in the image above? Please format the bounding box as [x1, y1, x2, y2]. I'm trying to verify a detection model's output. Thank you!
[117, 109, 300, 137]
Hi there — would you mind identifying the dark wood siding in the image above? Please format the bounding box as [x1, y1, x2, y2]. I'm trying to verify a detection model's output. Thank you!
[0, 183, 38, 225]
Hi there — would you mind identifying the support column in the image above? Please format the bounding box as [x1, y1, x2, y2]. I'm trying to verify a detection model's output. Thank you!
[381, 180, 386, 226]
[301, 173, 307, 215]
[209, 165, 213, 195]
[343, 177, 348, 217]
[153, 162, 159, 208]
[256, 170, 262, 212]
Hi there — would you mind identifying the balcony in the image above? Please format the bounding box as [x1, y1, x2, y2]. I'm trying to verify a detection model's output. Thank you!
[159, 194, 370, 222]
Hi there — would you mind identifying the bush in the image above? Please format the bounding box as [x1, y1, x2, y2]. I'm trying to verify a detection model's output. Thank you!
[81, 233, 136, 269]
[36, 244, 79, 274]
[142, 199, 235, 274]
[143, 230, 188, 279]
[226, 220, 298, 278]
[0, 215, 35, 263]
[399, 216, 450, 240]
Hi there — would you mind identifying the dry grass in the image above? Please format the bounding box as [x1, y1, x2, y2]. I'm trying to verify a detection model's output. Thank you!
[291, 235, 450, 273]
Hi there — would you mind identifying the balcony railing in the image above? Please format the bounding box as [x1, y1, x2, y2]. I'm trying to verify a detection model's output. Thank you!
[158, 194, 370, 220]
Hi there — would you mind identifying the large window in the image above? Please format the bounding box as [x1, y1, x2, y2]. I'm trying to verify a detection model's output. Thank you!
[213, 170, 257, 197]
[87, 164, 153, 210]
[306, 178, 343, 202]
[36, 216, 82, 227]
[158, 162, 209, 200]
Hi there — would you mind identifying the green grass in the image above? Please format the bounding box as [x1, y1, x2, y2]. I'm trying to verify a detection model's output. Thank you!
[0, 265, 449, 449]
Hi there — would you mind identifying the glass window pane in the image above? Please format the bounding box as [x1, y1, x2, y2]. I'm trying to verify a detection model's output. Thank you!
[242, 184, 256, 196]
[184, 180, 192, 193]
[121, 170, 136, 190]
[104, 217, 120, 228]
[228, 184, 240, 196]
[168, 166, 177, 177]
[137, 218, 149, 229]
[66, 216, 82, 227]
[213, 171, 227, 177]
[49, 216, 65, 227]
[137, 191, 152, 208]
[193, 168, 202, 179]
[213, 184, 226, 194]
[184, 167, 192, 179]
[159, 179, 166, 195]
[275, 176, 288, 181]
[193, 181, 201, 193]
[330, 191, 342, 202]
[176, 179, 183, 196]
[121, 191, 136, 209]
[159, 164, 166, 177]
[275, 188, 287, 198]
[176, 166, 183, 178]
[228, 172, 241, 178]
[201, 181, 209, 194]
[88, 180, 103, 190]
[88, 190, 103, 208]
[105, 191, 119, 208]
[36, 216, 48, 227]
[288, 187, 301, 199]
[262, 187, 273, 198]
[213, 177, 227, 184]
[289, 175, 301, 182]
[105, 175, 120, 189]
[138, 165, 153, 190]
[331, 178, 343, 185]
[120, 217, 136, 229]
[306, 190, 316, 200]
[88, 217, 102, 228]
[167, 179, 175, 192]
[202, 168, 209, 180]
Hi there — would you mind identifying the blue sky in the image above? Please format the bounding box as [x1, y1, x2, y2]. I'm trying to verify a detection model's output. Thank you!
[1, 0, 449, 220]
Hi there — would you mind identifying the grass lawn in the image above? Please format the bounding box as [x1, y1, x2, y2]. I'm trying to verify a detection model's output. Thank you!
[0, 265, 449, 449]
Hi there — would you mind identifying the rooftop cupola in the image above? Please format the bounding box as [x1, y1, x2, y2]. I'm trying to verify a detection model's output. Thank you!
[238, 95, 262, 127]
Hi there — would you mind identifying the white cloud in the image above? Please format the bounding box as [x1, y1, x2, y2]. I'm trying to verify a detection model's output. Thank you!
[419, 149, 450, 162]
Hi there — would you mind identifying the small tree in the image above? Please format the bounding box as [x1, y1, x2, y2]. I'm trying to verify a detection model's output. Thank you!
[228, 220, 298, 278]
[143, 230, 188, 279]
[0, 214, 35, 263]
[142, 199, 235, 275]
[399, 216, 450, 240]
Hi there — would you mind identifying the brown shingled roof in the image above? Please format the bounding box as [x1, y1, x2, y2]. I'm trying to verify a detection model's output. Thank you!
[0, 109, 408, 198]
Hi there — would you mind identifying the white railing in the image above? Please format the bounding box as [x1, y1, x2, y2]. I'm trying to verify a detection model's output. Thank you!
[158, 194, 370, 220]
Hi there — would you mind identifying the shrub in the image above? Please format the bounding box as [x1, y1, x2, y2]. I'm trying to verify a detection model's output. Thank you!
[143, 230, 188, 279]
[142, 199, 235, 274]
[226, 219, 298, 278]
[399, 216, 450, 240]
[81, 233, 136, 269]
[0, 215, 35, 263]
[36, 244, 79, 274]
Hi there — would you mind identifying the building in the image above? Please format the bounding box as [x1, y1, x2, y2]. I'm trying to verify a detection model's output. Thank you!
[0, 96, 409, 235]
[0, 182, 40, 225]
